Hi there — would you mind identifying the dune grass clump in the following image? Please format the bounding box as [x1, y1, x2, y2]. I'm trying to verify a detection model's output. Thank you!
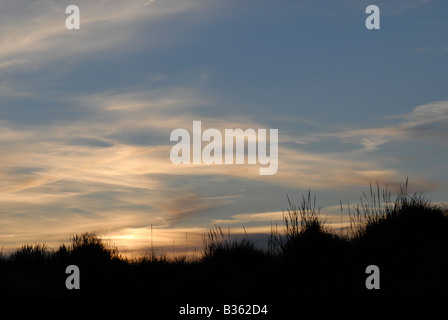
[269, 191, 345, 258]
[268, 191, 351, 298]
[348, 182, 448, 298]
[56, 231, 121, 264]
[202, 226, 267, 264]
[199, 226, 273, 299]
[11, 244, 50, 266]
[349, 181, 448, 252]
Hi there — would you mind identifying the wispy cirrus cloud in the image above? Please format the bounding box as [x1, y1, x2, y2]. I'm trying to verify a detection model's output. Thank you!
[2, 90, 443, 202]
[0, 89, 443, 252]
[294, 100, 448, 152]
[0, 0, 209, 70]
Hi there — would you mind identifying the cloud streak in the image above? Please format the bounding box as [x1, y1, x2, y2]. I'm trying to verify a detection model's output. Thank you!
[294, 101, 448, 152]
[0, 0, 208, 70]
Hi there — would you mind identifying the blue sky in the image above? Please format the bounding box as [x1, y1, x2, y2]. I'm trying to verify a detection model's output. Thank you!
[0, 0, 447, 255]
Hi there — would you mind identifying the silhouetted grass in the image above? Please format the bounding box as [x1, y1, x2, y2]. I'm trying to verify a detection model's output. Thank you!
[349, 182, 448, 298]
[202, 226, 266, 262]
[267, 191, 352, 298]
[1, 181, 448, 300]
[11, 244, 49, 265]
[269, 191, 328, 256]
[56, 231, 121, 264]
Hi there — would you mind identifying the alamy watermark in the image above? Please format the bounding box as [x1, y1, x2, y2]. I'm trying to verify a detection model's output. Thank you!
[170, 121, 278, 175]
[65, 4, 380, 31]
[66, 5, 80, 30]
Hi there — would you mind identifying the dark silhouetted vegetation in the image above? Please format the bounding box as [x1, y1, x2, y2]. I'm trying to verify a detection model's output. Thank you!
[1, 182, 447, 300]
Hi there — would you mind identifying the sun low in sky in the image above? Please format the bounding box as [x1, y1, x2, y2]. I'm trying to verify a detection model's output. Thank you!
[0, 0, 447, 255]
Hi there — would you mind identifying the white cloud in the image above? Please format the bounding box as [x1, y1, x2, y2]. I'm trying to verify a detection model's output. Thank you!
[402, 101, 448, 126]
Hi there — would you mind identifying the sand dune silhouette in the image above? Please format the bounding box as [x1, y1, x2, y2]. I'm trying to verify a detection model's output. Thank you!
[1, 183, 447, 300]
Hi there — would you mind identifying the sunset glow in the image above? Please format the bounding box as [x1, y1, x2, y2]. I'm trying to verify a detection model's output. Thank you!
[0, 0, 447, 259]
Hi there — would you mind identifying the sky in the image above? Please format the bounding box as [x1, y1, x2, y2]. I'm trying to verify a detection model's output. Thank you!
[0, 0, 447, 256]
